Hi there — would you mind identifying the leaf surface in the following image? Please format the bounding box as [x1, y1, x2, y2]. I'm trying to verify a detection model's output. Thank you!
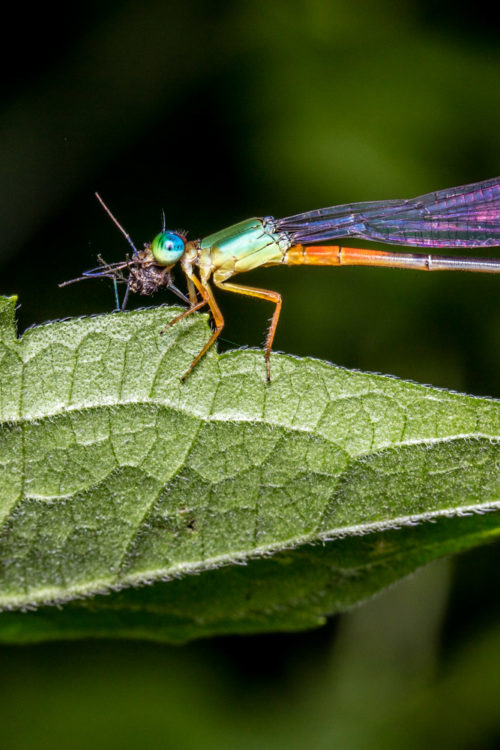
[0, 295, 499, 642]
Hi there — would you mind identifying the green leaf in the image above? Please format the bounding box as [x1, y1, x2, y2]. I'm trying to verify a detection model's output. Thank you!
[0, 294, 499, 643]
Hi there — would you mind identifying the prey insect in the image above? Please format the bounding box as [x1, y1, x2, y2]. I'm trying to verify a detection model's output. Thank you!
[60, 194, 190, 311]
[61, 177, 500, 381]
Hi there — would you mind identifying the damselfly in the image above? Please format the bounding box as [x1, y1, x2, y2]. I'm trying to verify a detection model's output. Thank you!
[61, 177, 500, 380]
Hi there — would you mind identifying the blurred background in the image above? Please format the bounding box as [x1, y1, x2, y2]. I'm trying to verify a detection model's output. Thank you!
[1, 1, 499, 747]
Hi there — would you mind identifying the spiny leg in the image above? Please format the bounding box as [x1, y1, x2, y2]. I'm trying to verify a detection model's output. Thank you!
[187, 277, 198, 306]
[159, 296, 208, 334]
[159, 274, 203, 336]
[214, 279, 282, 382]
[180, 276, 225, 380]
[160, 273, 225, 380]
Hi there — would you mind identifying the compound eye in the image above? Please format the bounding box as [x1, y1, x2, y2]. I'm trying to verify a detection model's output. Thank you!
[151, 231, 185, 266]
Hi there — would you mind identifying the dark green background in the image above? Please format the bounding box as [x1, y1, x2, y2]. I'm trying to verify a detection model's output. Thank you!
[1, 1, 499, 747]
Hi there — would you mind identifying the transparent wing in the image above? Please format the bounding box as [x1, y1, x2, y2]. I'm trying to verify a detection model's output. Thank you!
[275, 177, 500, 248]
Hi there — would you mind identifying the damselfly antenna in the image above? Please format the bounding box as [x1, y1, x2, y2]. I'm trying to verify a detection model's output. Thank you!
[95, 192, 139, 256]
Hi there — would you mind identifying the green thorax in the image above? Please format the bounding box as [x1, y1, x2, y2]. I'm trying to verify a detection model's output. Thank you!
[200, 218, 286, 276]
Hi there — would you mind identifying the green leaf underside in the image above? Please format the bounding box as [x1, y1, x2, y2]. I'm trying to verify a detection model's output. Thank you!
[0, 295, 499, 642]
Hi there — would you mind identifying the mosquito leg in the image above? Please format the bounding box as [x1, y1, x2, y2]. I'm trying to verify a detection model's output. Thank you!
[120, 280, 131, 310]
